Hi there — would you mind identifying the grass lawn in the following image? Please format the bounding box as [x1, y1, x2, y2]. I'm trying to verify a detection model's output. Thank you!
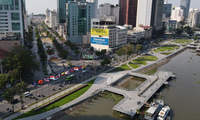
[99, 91, 124, 105]
[129, 62, 140, 69]
[160, 52, 172, 55]
[109, 64, 131, 72]
[133, 59, 147, 65]
[154, 45, 179, 52]
[153, 49, 159, 52]
[138, 55, 158, 61]
[172, 39, 192, 44]
[13, 79, 95, 120]
[144, 69, 158, 75]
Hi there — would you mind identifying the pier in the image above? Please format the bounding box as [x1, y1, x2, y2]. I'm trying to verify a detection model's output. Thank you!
[105, 71, 173, 117]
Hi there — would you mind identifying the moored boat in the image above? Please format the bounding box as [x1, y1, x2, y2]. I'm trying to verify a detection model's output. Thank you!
[144, 100, 164, 120]
[157, 106, 170, 120]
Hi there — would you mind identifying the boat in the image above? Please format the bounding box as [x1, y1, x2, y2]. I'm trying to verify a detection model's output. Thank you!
[157, 106, 170, 120]
[144, 100, 164, 120]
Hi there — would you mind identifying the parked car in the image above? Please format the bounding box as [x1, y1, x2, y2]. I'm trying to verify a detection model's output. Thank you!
[24, 91, 31, 97]
[11, 99, 19, 104]
[90, 67, 94, 70]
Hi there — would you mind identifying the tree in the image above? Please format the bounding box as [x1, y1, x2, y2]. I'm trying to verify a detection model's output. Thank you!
[74, 49, 80, 55]
[0, 74, 8, 89]
[115, 48, 126, 56]
[136, 44, 143, 53]
[184, 26, 191, 32]
[187, 30, 194, 34]
[101, 49, 106, 55]
[194, 36, 197, 40]
[101, 57, 111, 66]
[175, 28, 183, 34]
[95, 51, 102, 57]
[3, 87, 16, 113]
[90, 47, 94, 51]
[2, 46, 40, 81]
[7, 69, 19, 84]
[67, 56, 72, 62]
[15, 81, 27, 109]
[158, 38, 163, 42]
[179, 21, 185, 25]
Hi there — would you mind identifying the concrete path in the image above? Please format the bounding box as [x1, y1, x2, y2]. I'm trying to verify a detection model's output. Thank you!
[3, 45, 185, 120]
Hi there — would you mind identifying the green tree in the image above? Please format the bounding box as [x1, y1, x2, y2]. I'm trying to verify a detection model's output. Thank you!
[179, 21, 185, 25]
[101, 49, 106, 55]
[3, 87, 16, 113]
[0, 74, 8, 89]
[175, 28, 183, 34]
[194, 36, 197, 40]
[74, 49, 80, 55]
[95, 51, 102, 57]
[115, 48, 126, 56]
[15, 81, 27, 109]
[7, 69, 19, 84]
[136, 44, 143, 53]
[101, 57, 111, 66]
[2, 46, 40, 81]
[67, 56, 72, 62]
[90, 47, 94, 51]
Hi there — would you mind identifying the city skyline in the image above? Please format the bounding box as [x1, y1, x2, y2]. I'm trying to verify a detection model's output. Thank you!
[26, 0, 199, 14]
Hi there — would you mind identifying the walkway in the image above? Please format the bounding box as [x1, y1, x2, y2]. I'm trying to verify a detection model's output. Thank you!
[3, 43, 183, 120]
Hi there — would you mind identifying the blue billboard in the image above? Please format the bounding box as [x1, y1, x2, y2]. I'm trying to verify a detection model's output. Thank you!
[91, 37, 109, 45]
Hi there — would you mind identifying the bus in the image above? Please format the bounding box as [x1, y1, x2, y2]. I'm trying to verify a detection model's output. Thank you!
[66, 74, 75, 81]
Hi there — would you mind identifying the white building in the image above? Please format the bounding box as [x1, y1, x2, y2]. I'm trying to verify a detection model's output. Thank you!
[45, 8, 50, 25]
[127, 26, 152, 44]
[136, 0, 164, 32]
[171, 7, 184, 22]
[91, 18, 127, 51]
[99, 3, 119, 24]
[188, 9, 200, 28]
[49, 10, 57, 28]
[0, 0, 26, 45]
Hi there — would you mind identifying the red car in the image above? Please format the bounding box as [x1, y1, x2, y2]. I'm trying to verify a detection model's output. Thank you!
[90, 67, 94, 70]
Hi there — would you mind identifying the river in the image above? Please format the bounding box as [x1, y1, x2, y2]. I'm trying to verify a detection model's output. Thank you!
[58, 49, 200, 120]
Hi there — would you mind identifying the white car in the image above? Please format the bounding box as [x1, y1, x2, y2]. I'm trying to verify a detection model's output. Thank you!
[82, 70, 87, 73]
[24, 92, 31, 97]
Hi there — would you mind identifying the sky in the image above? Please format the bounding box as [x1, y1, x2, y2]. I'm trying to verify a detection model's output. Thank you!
[26, 0, 200, 15]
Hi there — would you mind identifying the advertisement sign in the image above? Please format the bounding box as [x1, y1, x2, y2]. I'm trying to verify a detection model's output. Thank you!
[91, 37, 109, 45]
[82, 54, 93, 60]
[91, 29, 109, 36]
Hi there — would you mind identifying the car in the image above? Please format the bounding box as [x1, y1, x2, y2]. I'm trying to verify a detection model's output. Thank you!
[82, 70, 87, 73]
[90, 67, 94, 70]
[11, 99, 19, 104]
[61, 60, 65, 63]
[24, 92, 31, 97]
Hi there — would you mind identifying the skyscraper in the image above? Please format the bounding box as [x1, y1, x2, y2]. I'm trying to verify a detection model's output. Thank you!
[180, 0, 191, 18]
[119, 0, 138, 27]
[67, 1, 94, 43]
[136, 0, 164, 32]
[0, 0, 26, 48]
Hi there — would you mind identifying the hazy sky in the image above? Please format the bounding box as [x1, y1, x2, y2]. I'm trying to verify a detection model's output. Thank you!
[26, 0, 200, 14]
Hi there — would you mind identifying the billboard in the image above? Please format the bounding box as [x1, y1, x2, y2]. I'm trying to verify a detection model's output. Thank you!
[82, 54, 93, 60]
[91, 29, 109, 36]
[0, 0, 12, 5]
[91, 37, 109, 45]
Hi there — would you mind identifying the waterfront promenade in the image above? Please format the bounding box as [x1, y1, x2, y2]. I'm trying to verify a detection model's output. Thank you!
[4, 45, 183, 120]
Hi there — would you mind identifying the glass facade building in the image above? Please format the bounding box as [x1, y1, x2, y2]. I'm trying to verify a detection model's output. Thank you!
[180, 0, 191, 18]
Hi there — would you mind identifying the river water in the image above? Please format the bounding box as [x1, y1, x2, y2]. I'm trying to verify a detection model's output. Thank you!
[58, 49, 200, 120]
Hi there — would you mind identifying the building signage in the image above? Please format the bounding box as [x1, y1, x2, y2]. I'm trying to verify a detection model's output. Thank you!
[91, 29, 109, 36]
[0, 0, 12, 5]
[82, 54, 93, 60]
[91, 37, 109, 45]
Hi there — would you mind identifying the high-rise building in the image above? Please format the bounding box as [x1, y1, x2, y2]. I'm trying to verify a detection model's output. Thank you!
[136, 0, 164, 33]
[171, 7, 184, 22]
[67, 1, 94, 43]
[0, 0, 27, 49]
[163, 2, 172, 17]
[49, 10, 57, 28]
[90, 0, 98, 18]
[99, 3, 119, 24]
[180, 0, 191, 18]
[188, 9, 200, 28]
[119, 0, 138, 27]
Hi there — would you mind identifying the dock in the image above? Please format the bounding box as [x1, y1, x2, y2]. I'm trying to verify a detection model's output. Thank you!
[105, 70, 173, 117]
